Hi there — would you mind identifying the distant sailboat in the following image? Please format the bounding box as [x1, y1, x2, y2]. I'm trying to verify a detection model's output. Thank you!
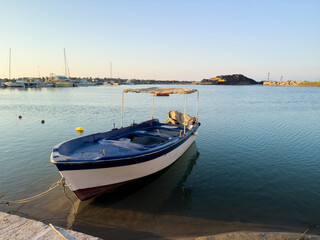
[4, 49, 25, 88]
[64, 48, 71, 78]
[48, 49, 74, 87]
[48, 74, 73, 87]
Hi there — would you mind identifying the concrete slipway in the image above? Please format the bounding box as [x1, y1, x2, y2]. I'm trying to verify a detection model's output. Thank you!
[0, 212, 100, 240]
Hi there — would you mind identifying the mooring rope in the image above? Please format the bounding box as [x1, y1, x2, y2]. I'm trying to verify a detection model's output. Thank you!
[0, 178, 66, 206]
[49, 223, 68, 240]
[297, 225, 320, 240]
[61, 180, 77, 219]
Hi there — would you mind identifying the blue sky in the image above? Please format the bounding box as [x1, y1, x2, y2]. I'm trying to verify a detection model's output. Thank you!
[0, 0, 319, 81]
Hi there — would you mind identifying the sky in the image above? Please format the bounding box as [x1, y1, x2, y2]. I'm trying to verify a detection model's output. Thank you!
[0, 0, 319, 81]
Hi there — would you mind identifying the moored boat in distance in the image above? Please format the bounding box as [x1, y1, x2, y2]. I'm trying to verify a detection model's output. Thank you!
[0, 80, 6, 88]
[47, 74, 74, 87]
[40, 82, 55, 87]
[50, 87, 200, 200]
[126, 79, 135, 85]
[75, 79, 96, 87]
[23, 78, 37, 88]
[4, 78, 25, 88]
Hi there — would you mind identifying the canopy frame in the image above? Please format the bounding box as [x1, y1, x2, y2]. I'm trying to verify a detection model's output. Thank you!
[121, 87, 199, 133]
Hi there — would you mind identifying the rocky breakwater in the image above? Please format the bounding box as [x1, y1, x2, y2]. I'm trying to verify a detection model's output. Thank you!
[263, 80, 320, 87]
[200, 74, 261, 85]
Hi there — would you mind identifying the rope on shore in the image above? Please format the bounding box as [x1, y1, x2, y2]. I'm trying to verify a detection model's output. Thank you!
[297, 225, 320, 240]
[0, 178, 66, 206]
[49, 223, 68, 240]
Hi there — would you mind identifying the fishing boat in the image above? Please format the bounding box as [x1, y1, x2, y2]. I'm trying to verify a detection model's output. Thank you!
[50, 87, 200, 201]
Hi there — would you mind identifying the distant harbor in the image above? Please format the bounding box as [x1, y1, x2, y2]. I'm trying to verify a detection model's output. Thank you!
[1, 73, 319, 88]
[0, 76, 194, 88]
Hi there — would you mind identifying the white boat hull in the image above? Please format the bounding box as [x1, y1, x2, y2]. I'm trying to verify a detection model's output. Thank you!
[59, 131, 197, 200]
[4, 82, 25, 87]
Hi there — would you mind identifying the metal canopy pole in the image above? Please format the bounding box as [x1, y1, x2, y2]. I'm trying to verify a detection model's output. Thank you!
[184, 94, 187, 135]
[196, 90, 199, 122]
[152, 94, 155, 119]
[121, 91, 124, 128]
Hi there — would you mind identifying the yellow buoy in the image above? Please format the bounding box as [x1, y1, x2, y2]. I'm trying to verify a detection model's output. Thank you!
[75, 127, 84, 133]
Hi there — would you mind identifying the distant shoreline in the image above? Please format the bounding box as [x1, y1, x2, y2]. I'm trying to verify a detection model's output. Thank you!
[1, 76, 320, 87]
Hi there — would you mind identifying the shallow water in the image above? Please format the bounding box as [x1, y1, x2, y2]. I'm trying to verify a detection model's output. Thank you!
[0, 85, 320, 238]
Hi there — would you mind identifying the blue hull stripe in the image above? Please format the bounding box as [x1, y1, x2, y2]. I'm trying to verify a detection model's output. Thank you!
[56, 130, 195, 171]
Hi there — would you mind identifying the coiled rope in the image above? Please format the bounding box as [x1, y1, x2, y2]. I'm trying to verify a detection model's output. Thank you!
[0, 178, 66, 206]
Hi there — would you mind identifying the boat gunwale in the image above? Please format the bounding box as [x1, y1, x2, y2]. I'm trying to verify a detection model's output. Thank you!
[52, 123, 199, 170]
[53, 124, 197, 164]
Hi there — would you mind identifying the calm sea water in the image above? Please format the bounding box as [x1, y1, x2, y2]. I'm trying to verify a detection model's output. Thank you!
[0, 85, 320, 238]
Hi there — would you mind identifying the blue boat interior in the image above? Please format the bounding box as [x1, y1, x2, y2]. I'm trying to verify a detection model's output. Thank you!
[52, 119, 196, 163]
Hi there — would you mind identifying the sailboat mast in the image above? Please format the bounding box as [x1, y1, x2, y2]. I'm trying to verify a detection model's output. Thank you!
[64, 48, 68, 77]
[37, 66, 41, 79]
[9, 48, 11, 80]
[110, 61, 112, 79]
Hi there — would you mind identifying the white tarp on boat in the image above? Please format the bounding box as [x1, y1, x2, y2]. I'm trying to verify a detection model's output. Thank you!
[124, 87, 197, 95]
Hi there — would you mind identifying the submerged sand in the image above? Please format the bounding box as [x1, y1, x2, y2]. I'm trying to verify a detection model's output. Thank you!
[181, 232, 320, 240]
[1, 211, 320, 240]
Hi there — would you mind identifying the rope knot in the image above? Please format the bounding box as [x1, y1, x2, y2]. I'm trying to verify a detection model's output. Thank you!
[58, 178, 66, 187]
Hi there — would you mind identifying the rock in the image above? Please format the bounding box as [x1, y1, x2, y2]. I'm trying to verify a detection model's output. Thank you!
[200, 74, 259, 85]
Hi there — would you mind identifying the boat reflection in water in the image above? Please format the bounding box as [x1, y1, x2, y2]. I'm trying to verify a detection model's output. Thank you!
[66, 142, 199, 230]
